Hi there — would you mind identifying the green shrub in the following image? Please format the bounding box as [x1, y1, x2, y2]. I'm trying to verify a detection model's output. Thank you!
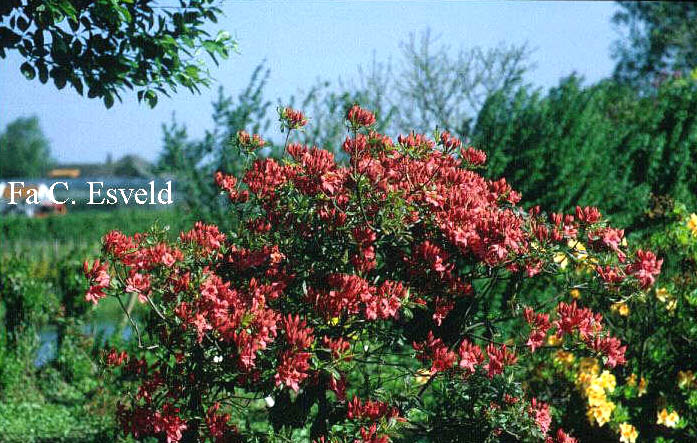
[473, 75, 697, 230]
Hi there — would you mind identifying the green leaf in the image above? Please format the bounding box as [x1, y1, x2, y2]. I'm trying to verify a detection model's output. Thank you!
[50, 32, 69, 62]
[0, 26, 21, 47]
[215, 30, 230, 43]
[103, 92, 114, 108]
[144, 90, 158, 108]
[20, 62, 35, 80]
[58, 1, 78, 20]
[184, 64, 200, 77]
[17, 16, 29, 32]
[32, 30, 45, 53]
[69, 75, 83, 95]
[116, 5, 132, 23]
[202, 40, 219, 54]
[37, 61, 48, 83]
[72, 39, 82, 55]
[51, 68, 67, 89]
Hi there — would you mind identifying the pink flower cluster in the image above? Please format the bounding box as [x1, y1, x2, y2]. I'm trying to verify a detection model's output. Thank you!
[179, 221, 226, 254]
[347, 104, 377, 128]
[555, 301, 626, 367]
[83, 259, 111, 304]
[85, 106, 660, 442]
[307, 274, 406, 321]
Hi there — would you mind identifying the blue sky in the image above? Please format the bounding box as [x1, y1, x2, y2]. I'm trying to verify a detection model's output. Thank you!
[0, 1, 620, 164]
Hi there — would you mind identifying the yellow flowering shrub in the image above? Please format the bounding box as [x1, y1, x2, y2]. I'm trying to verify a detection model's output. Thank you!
[619, 422, 638, 443]
[657, 408, 680, 428]
[576, 362, 617, 427]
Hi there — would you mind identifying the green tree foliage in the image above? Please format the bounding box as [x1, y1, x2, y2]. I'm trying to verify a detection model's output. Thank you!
[612, 1, 697, 88]
[0, 116, 53, 178]
[157, 64, 272, 227]
[112, 154, 152, 177]
[472, 74, 697, 229]
[0, 0, 235, 108]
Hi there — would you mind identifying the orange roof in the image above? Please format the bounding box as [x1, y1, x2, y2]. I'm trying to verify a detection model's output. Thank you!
[48, 168, 80, 178]
[2, 184, 38, 199]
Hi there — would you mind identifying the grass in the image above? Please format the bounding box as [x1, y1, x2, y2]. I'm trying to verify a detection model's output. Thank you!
[0, 344, 122, 443]
[0, 400, 117, 442]
[1, 207, 194, 260]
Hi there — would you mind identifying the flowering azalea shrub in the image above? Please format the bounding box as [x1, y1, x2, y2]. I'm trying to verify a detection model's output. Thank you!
[84, 106, 661, 442]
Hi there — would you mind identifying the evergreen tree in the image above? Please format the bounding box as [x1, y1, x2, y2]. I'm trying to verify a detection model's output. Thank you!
[473, 75, 697, 230]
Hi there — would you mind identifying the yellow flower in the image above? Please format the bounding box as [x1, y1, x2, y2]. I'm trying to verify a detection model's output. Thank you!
[547, 334, 562, 346]
[611, 302, 630, 317]
[666, 297, 678, 312]
[579, 357, 600, 376]
[585, 371, 616, 405]
[638, 377, 648, 396]
[577, 358, 602, 393]
[619, 422, 638, 443]
[598, 370, 617, 392]
[568, 239, 589, 261]
[586, 383, 607, 407]
[657, 408, 680, 428]
[678, 370, 695, 389]
[687, 213, 697, 237]
[656, 287, 670, 303]
[626, 373, 637, 387]
[414, 368, 430, 385]
[570, 288, 581, 299]
[656, 288, 677, 312]
[554, 252, 569, 269]
[588, 399, 615, 426]
[555, 350, 575, 367]
[577, 371, 594, 389]
[576, 362, 619, 428]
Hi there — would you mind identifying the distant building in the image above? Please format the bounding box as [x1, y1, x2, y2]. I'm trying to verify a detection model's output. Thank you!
[48, 168, 81, 178]
[56, 163, 114, 177]
[54, 155, 153, 178]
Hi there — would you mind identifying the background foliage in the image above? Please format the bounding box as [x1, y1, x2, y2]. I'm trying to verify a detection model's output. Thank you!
[0, 115, 53, 178]
[0, 0, 235, 107]
[3, 2, 697, 441]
